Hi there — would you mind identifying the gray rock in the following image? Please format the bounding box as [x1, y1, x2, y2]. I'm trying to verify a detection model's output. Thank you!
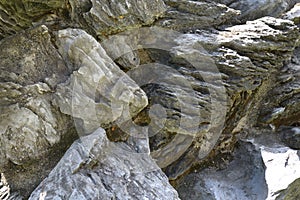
[176, 141, 268, 200]
[70, 0, 166, 38]
[157, 0, 240, 32]
[213, 0, 298, 22]
[278, 126, 300, 149]
[283, 3, 300, 24]
[0, 25, 78, 197]
[257, 45, 300, 129]
[29, 128, 180, 200]
[141, 17, 298, 179]
[53, 28, 148, 135]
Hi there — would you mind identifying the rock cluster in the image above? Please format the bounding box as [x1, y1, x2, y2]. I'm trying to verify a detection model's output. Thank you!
[0, 0, 299, 199]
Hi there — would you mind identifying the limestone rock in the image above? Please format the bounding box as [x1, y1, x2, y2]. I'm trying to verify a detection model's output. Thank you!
[53, 28, 148, 134]
[29, 128, 180, 200]
[0, 0, 300, 199]
[0, 26, 77, 197]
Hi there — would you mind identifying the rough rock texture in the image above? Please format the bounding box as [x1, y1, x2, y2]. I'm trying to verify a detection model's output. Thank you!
[0, 25, 78, 197]
[67, 0, 166, 40]
[53, 28, 148, 135]
[29, 128, 180, 200]
[283, 3, 300, 24]
[156, 0, 240, 32]
[213, 0, 298, 22]
[0, 0, 68, 39]
[141, 16, 299, 179]
[275, 178, 300, 200]
[0, 0, 300, 199]
[176, 141, 268, 200]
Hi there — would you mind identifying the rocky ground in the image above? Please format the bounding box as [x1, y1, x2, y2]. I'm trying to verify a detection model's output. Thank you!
[0, 0, 299, 199]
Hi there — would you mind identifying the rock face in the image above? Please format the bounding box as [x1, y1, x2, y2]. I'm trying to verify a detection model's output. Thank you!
[214, 0, 298, 22]
[0, 0, 300, 199]
[0, 0, 68, 39]
[29, 128, 180, 200]
[53, 28, 148, 134]
[177, 141, 268, 200]
[0, 25, 78, 197]
[156, 0, 240, 31]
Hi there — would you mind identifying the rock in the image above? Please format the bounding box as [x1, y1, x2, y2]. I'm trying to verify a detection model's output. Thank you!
[278, 126, 300, 149]
[213, 0, 298, 22]
[157, 0, 240, 32]
[53, 28, 148, 134]
[283, 3, 300, 24]
[70, 0, 166, 38]
[29, 128, 180, 200]
[0, 173, 9, 200]
[141, 17, 298, 179]
[0, 25, 78, 197]
[257, 45, 300, 129]
[0, 0, 300, 199]
[0, 0, 68, 39]
[176, 141, 268, 200]
[275, 178, 300, 200]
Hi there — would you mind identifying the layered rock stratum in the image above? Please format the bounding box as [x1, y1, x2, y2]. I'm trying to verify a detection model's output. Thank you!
[0, 0, 299, 199]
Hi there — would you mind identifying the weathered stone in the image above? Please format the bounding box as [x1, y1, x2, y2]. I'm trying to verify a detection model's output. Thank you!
[213, 0, 298, 22]
[176, 141, 267, 200]
[141, 17, 298, 179]
[257, 46, 300, 129]
[0, 25, 78, 197]
[157, 0, 240, 32]
[0, 0, 300, 199]
[0, 0, 68, 39]
[29, 128, 180, 200]
[283, 3, 300, 24]
[53, 28, 148, 135]
[70, 0, 166, 38]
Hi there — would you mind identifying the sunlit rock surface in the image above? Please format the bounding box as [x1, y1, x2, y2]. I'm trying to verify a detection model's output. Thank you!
[0, 0, 299, 199]
[29, 128, 180, 200]
[54, 28, 148, 134]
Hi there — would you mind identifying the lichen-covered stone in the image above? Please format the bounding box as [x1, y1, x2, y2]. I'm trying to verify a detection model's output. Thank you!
[0, 0, 68, 39]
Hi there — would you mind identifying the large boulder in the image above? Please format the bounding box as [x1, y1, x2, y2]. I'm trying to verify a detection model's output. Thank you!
[29, 128, 180, 200]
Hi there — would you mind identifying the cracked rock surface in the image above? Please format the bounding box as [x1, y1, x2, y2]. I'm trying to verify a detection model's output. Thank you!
[0, 0, 300, 199]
